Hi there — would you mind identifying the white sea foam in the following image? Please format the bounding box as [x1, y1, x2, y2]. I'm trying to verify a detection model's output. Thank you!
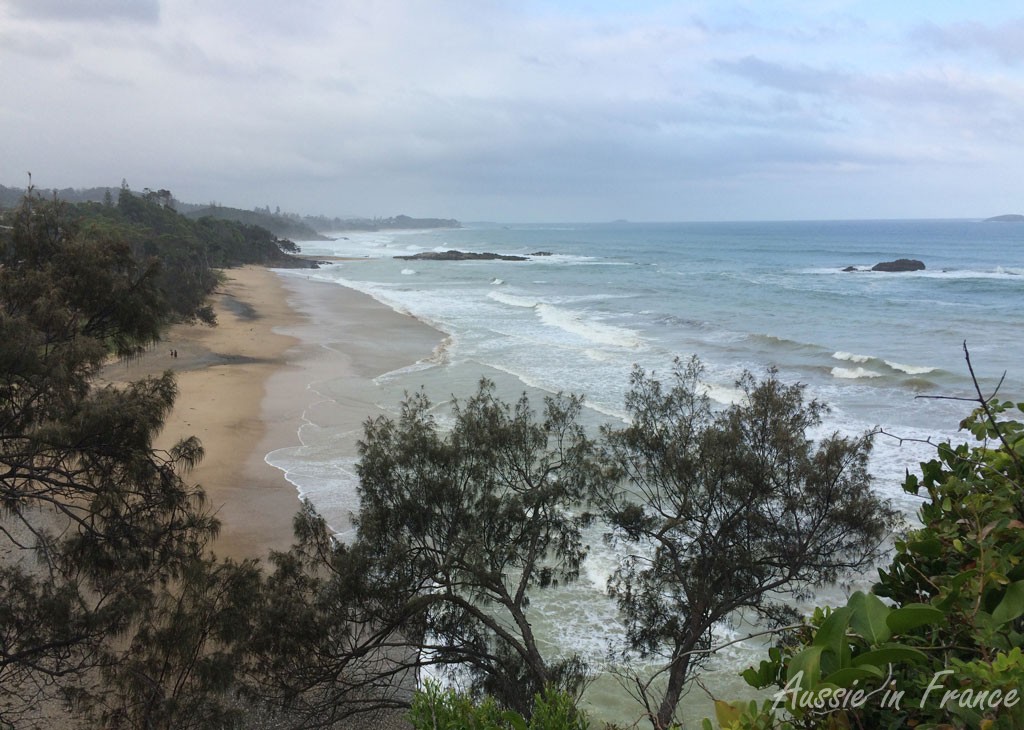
[301, 271, 460, 342]
[832, 351, 872, 363]
[582, 529, 621, 594]
[373, 358, 441, 384]
[374, 335, 454, 385]
[831, 366, 884, 379]
[833, 352, 935, 376]
[701, 383, 746, 405]
[401, 268, 416, 276]
[548, 292, 637, 305]
[487, 290, 539, 308]
[535, 304, 644, 349]
[524, 253, 598, 264]
[884, 360, 936, 375]
[890, 268, 1024, 280]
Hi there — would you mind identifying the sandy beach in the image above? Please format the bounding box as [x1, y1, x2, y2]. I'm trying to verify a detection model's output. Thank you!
[103, 265, 443, 561]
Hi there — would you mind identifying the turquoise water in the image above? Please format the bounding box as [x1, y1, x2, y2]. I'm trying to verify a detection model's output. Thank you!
[272, 219, 1024, 724]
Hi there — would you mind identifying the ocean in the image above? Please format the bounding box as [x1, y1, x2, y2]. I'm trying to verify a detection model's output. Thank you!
[269, 219, 1023, 723]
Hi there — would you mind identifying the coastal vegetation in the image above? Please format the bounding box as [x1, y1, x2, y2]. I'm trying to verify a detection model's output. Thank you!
[706, 359, 1024, 729]
[0, 190, 259, 727]
[598, 360, 896, 728]
[183, 204, 328, 242]
[244, 385, 601, 724]
[1, 189, 1019, 729]
[0, 184, 461, 239]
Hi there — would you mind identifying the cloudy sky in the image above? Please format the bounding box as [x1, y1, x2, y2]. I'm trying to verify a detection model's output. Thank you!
[2, 1, 1022, 221]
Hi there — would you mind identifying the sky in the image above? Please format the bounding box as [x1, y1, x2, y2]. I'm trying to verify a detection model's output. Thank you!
[1, 1, 1023, 222]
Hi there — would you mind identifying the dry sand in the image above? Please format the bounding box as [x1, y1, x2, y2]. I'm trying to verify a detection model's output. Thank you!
[104, 265, 442, 562]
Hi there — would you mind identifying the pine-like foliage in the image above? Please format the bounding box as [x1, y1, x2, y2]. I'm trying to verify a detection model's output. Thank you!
[599, 357, 898, 729]
[250, 382, 604, 723]
[0, 193, 253, 728]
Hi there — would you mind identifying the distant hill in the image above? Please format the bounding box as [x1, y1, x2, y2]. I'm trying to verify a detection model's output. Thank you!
[185, 205, 328, 240]
[187, 208, 461, 237]
[1, 184, 460, 236]
[985, 214, 1024, 222]
[302, 213, 462, 233]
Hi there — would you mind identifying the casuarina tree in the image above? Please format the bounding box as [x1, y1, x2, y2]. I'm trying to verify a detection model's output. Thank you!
[252, 382, 603, 722]
[599, 357, 898, 729]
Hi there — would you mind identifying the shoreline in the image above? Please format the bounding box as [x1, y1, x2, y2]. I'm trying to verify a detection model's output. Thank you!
[102, 265, 443, 561]
[256, 268, 445, 538]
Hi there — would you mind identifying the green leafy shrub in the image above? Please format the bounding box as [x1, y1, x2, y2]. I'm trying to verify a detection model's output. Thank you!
[710, 387, 1024, 730]
[409, 682, 589, 730]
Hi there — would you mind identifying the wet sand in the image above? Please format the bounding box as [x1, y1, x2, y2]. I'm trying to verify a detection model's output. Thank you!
[104, 265, 442, 561]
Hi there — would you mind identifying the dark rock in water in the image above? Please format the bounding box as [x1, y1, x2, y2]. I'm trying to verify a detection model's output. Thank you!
[394, 249, 527, 262]
[871, 258, 925, 272]
[530, 251, 554, 256]
[985, 214, 1024, 222]
[842, 265, 860, 272]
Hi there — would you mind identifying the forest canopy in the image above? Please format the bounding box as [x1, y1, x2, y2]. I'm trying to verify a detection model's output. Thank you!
[0, 183, 461, 238]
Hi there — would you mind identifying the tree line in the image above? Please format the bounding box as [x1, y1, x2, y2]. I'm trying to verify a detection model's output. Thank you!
[1, 190, 1015, 729]
[0, 183, 461, 239]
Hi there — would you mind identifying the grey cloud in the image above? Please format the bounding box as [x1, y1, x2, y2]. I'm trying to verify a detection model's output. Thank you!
[155, 39, 294, 84]
[7, 0, 159, 23]
[697, 9, 868, 46]
[686, 91, 843, 138]
[0, 27, 72, 58]
[911, 18, 1024, 65]
[851, 73, 1003, 110]
[715, 56, 850, 95]
[3, 1, 1023, 222]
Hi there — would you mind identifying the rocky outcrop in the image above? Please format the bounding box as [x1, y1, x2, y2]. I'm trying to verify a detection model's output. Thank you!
[395, 250, 527, 262]
[871, 259, 925, 272]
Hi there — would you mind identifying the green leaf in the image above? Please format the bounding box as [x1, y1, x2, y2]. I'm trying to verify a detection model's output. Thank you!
[907, 537, 942, 557]
[903, 472, 920, 494]
[714, 700, 743, 728]
[937, 569, 979, 610]
[822, 664, 885, 688]
[787, 645, 824, 689]
[950, 568, 979, 591]
[849, 591, 892, 645]
[852, 644, 929, 668]
[501, 710, 528, 730]
[993, 580, 1024, 625]
[812, 606, 853, 675]
[886, 604, 944, 634]
[742, 659, 778, 689]
[813, 606, 852, 655]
